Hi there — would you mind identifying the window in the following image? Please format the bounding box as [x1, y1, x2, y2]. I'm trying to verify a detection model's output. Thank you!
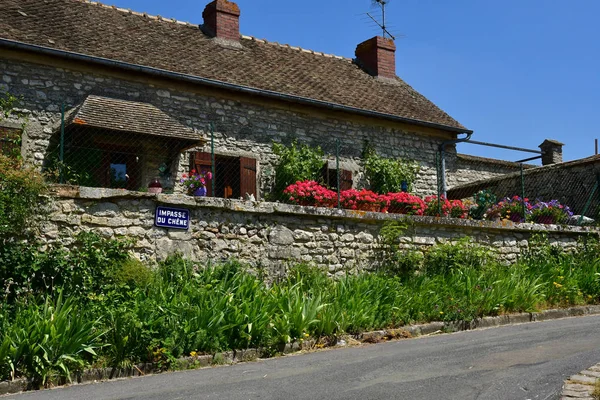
[191, 152, 257, 199]
[321, 162, 353, 191]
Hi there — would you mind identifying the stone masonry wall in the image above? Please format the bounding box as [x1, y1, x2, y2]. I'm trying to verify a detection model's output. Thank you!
[1, 57, 453, 197]
[43, 186, 599, 279]
[447, 158, 600, 218]
[446, 154, 533, 189]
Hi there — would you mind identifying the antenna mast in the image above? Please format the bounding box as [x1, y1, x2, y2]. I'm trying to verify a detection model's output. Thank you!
[367, 0, 395, 40]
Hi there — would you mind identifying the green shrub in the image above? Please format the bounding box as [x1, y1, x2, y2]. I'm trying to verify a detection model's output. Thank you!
[377, 221, 423, 278]
[1, 232, 134, 303]
[363, 144, 420, 194]
[0, 155, 47, 239]
[272, 139, 324, 196]
[1, 293, 103, 387]
[110, 258, 154, 289]
[423, 237, 497, 276]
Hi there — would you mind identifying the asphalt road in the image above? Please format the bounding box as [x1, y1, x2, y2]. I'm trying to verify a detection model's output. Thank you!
[8, 315, 600, 400]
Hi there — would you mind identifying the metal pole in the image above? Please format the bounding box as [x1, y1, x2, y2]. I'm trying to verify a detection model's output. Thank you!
[595, 139, 598, 155]
[436, 152, 442, 216]
[336, 138, 341, 209]
[520, 164, 526, 222]
[60, 102, 65, 184]
[578, 173, 600, 225]
[210, 123, 215, 197]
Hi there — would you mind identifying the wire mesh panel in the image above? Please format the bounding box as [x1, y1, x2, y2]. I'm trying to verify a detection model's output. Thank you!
[444, 151, 600, 226]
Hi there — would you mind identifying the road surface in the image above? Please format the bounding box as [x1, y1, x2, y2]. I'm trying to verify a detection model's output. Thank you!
[8, 315, 600, 400]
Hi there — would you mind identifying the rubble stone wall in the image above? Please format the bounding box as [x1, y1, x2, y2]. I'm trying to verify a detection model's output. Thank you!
[42, 187, 598, 279]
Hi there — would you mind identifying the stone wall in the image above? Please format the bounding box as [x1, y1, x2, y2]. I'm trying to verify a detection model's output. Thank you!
[446, 154, 535, 189]
[43, 186, 599, 279]
[447, 156, 600, 218]
[1, 56, 454, 197]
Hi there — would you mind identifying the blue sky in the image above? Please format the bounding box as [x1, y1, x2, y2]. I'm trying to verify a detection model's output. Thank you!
[109, 0, 600, 163]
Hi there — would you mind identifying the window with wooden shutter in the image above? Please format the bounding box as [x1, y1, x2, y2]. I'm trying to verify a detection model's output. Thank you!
[190, 152, 257, 199]
[322, 163, 353, 191]
[240, 157, 257, 199]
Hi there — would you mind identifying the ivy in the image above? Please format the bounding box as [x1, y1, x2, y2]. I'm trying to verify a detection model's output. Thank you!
[363, 143, 420, 194]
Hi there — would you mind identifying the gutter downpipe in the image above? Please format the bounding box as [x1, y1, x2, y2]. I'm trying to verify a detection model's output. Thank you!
[440, 133, 473, 198]
[0, 39, 474, 135]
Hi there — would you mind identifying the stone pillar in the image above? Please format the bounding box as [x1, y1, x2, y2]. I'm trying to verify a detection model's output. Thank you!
[539, 139, 564, 165]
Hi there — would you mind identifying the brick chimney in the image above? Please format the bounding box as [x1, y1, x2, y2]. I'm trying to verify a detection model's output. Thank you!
[202, 0, 240, 42]
[539, 139, 564, 165]
[355, 36, 397, 79]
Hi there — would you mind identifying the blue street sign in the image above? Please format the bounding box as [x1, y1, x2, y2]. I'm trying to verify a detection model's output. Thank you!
[155, 206, 190, 230]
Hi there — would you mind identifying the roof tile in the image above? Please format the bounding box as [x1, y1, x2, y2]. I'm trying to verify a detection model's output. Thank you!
[0, 0, 467, 130]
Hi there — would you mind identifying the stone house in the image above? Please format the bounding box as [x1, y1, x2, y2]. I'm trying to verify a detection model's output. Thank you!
[0, 0, 476, 199]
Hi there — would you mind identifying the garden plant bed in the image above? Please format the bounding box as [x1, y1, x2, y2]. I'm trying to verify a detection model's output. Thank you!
[3, 304, 600, 396]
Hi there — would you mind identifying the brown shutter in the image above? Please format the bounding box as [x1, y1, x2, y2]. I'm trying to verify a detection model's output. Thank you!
[239, 157, 257, 199]
[191, 152, 213, 197]
[340, 169, 353, 191]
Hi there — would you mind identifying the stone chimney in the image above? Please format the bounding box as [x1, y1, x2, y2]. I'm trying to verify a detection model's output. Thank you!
[202, 0, 240, 42]
[539, 139, 564, 165]
[355, 36, 397, 79]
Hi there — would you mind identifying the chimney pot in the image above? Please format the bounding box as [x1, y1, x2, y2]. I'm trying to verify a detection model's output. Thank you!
[355, 36, 397, 79]
[539, 139, 564, 165]
[202, 0, 240, 42]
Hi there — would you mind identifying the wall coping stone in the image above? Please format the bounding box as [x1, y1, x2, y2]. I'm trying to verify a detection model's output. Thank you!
[49, 185, 600, 236]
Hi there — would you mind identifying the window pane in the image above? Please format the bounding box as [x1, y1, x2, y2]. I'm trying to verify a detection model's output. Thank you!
[110, 163, 127, 188]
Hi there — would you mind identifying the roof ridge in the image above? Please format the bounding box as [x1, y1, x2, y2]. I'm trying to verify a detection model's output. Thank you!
[78, 0, 197, 27]
[75, 0, 352, 61]
[240, 35, 352, 61]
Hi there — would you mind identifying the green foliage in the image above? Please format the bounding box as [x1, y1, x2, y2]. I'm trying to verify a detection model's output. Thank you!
[1, 232, 134, 303]
[423, 237, 497, 276]
[2, 237, 600, 384]
[377, 220, 423, 278]
[0, 92, 21, 121]
[0, 293, 103, 386]
[469, 189, 496, 220]
[272, 139, 324, 195]
[0, 154, 47, 239]
[363, 143, 420, 194]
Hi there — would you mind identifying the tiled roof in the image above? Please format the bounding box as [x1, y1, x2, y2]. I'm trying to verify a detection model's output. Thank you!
[0, 0, 467, 131]
[457, 154, 536, 169]
[69, 95, 202, 141]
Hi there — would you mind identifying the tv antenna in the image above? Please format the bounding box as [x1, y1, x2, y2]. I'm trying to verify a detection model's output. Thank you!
[367, 0, 395, 40]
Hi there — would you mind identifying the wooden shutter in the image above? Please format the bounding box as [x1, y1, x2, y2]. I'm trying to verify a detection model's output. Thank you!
[239, 157, 257, 199]
[191, 152, 213, 197]
[340, 169, 353, 191]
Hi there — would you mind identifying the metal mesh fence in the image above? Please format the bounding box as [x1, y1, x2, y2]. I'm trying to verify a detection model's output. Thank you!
[41, 103, 599, 226]
[441, 148, 600, 226]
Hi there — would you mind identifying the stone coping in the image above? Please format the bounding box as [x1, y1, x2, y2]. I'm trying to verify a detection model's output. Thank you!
[48, 185, 600, 236]
[562, 363, 600, 399]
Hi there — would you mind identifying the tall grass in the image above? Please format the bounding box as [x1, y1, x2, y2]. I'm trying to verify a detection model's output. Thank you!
[1, 235, 599, 385]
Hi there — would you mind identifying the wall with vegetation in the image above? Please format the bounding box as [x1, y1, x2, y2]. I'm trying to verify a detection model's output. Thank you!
[43, 186, 597, 279]
[1, 56, 450, 197]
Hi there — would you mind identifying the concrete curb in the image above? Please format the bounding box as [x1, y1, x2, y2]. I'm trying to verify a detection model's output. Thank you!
[2, 304, 600, 396]
[359, 304, 600, 342]
[561, 363, 600, 400]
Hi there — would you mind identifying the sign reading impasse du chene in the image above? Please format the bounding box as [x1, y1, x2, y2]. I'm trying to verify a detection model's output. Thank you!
[154, 206, 190, 230]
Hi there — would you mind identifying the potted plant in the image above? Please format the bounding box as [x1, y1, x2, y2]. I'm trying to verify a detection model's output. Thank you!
[384, 192, 426, 215]
[528, 199, 572, 224]
[340, 189, 384, 212]
[486, 196, 531, 223]
[283, 180, 337, 207]
[180, 169, 212, 196]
